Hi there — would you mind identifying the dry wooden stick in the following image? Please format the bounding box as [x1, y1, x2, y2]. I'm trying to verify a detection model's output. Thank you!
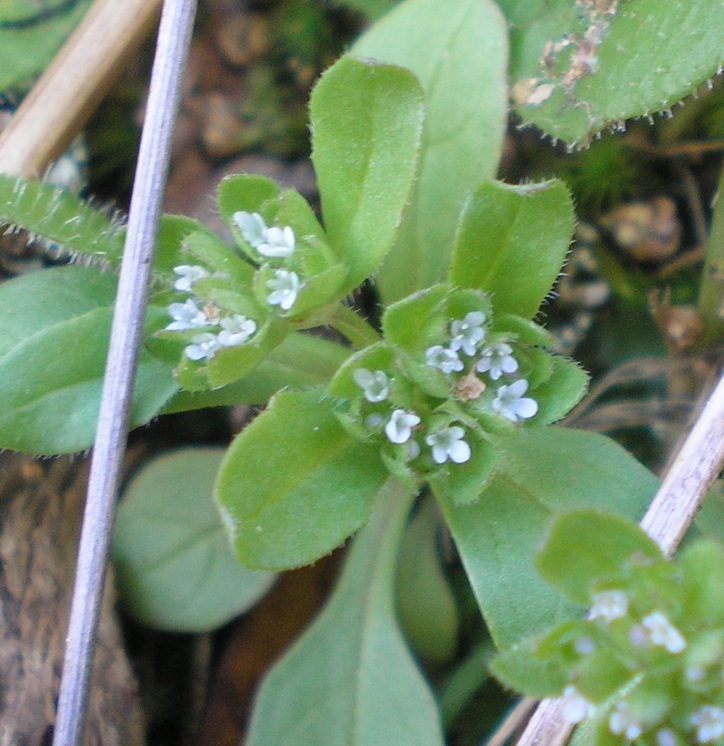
[515, 367, 724, 746]
[0, 0, 162, 178]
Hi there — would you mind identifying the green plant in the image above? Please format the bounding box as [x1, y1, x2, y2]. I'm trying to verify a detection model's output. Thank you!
[0, 0, 722, 742]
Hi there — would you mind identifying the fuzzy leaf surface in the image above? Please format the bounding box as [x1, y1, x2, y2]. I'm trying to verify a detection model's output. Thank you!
[163, 333, 350, 412]
[0, 174, 125, 264]
[0, 266, 177, 454]
[215, 390, 389, 570]
[506, 0, 724, 145]
[111, 448, 275, 632]
[435, 427, 658, 647]
[311, 56, 424, 294]
[449, 179, 574, 319]
[246, 482, 444, 746]
[353, 0, 508, 302]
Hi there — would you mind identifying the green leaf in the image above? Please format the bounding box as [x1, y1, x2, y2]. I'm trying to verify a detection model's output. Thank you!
[246, 481, 444, 746]
[436, 427, 658, 647]
[215, 390, 389, 570]
[0, 0, 92, 91]
[330, 0, 397, 21]
[507, 0, 724, 145]
[310, 55, 424, 294]
[0, 266, 178, 454]
[449, 179, 574, 319]
[531, 356, 589, 425]
[0, 174, 125, 264]
[491, 640, 568, 698]
[163, 332, 350, 412]
[429, 432, 497, 506]
[353, 0, 509, 302]
[111, 448, 275, 632]
[396, 496, 459, 665]
[536, 511, 663, 605]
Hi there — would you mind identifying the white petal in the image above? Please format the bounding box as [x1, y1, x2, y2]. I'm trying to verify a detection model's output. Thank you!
[448, 439, 471, 463]
[515, 397, 538, 419]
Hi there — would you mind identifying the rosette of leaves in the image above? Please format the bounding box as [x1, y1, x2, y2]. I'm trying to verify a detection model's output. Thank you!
[0, 55, 425, 452]
[493, 510, 724, 745]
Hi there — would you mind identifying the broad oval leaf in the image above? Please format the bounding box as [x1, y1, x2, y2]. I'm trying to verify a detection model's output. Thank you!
[435, 427, 659, 647]
[310, 55, 425, 294]
[508, 0, 724, 145]
[449, 179, 574, 319]
[215, 389, 389, 570]
[535, 510, 663, 605]
[111, 448, 276, 632]
[0, 266, 178, 454]
[246, 481, 444, 746]
[353, 0, 509, 302]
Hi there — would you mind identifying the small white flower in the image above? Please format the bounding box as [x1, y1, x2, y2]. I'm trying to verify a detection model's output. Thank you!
[491, 379, 539, 422]
[258, 225, 295, 257]
[691, 705, 724, 743]
[476, 342, 519, 380]
[425, 425, 471, 464]
[574, 636, 596, 655]
[353, 368, 390, 403]
[173, 265, 210, 292]
[232, 211, 267, 248]
[366, 413, 385, 430]
[590, 590, 629, 624]
[232, 211, 295, 257]
[166, 299, 210, 331]
[656, 728, 677, 746]
[686, 666, 707, 682]
[425, 345, 464, 374]
[561, 686, 595, 725]
[449, 311, 487, 356]
[218, 314, 257, 347]
[609, 701, 643, 740]
[640, 611, 686, 654]
[266, 269, 300, 311]
[184, 332, 222, 361]
[385, 409, 421, 444]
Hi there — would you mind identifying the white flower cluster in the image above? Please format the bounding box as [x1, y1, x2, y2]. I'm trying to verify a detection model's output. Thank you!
[424, 311, 538, 423]
[353, 368, 472, 465]
[167, 266, 257, 362]
[233, 211, 300, 312]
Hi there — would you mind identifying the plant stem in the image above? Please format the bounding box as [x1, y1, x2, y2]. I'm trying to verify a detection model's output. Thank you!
[697, 161, 724, 343]
[329, 302, 382, 349]
[52, 2, 197, 744]
[438, 641, 492, 726]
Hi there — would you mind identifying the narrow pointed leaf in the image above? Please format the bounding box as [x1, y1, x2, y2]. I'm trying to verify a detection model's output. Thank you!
[246, 481, 444, 746]
[215, 390, 389, 570]
[311, 55, 425, 293]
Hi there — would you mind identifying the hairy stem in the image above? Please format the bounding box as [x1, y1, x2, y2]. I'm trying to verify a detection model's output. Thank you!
[698, 162, 724, 343]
